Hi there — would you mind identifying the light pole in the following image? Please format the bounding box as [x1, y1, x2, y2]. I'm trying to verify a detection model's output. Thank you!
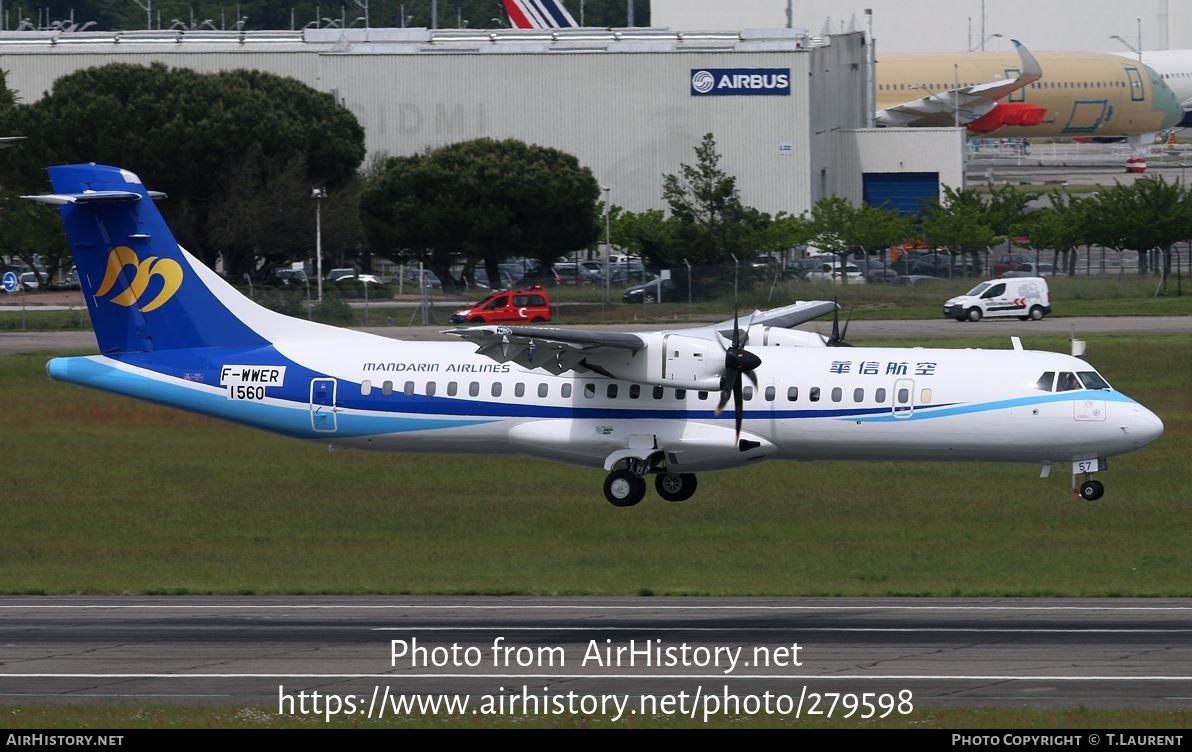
[1110, 19, 1143, 63]
[602, 185, 611, 305]
[312, 187, 327, 303]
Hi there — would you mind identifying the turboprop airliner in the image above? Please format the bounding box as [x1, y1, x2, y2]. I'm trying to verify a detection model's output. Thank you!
[28, 164, 1164, 507]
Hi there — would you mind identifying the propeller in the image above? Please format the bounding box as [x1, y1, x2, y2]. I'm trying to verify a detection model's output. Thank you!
[825, 299, 853, 347]
[714, 307, 762, 443]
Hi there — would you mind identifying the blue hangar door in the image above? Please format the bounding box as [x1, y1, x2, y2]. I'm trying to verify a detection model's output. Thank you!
[862, 172, 939, 216]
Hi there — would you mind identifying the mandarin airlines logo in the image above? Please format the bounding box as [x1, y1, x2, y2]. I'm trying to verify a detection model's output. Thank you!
[96, 245, 183, 313]
[690, 68, 791, 96]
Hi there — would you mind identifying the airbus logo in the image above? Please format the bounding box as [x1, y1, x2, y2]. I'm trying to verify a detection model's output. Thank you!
[96, 245, 183, 313]
[690, 68, 791, 97]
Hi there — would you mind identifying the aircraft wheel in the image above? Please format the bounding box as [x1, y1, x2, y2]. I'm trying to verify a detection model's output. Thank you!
[966, 307, 982, 322]
[655, 472, 698, 502]
[1029, 305, 1045, 320]
[604, 469, 646, 507]
[1079, 480, 1105, 501]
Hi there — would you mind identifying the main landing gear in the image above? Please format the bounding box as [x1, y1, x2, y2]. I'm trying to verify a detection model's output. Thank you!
[602, 457, 698, 507]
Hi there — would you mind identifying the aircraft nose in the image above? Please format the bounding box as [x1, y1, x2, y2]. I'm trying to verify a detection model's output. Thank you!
[1120, 403, 1164, 448]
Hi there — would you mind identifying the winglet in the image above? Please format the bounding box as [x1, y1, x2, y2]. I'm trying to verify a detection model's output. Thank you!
[1010, 39, 1042, 84]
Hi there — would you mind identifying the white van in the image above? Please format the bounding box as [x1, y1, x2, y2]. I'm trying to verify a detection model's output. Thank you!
[943, 276, 1051, 322]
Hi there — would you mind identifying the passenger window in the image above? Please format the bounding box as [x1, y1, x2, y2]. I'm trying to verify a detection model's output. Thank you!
[403, 381, 415, 396]
[629, 384, 640, 399]
[897, 388, 909, 404]
[426, 382, 436, 397]
[920, 388, 932, 403]
[468, 382, 479, 397]
[831, 387, 842, 402]
[584, 383, 596, 398]
[447, 381, 458, 396]
[675, 389, 686, 400]
[1035, 372, 1055, 392]
[538, 383, 548, 398]
[853, 387, 864, 403]
[697, 390, 709, 400]
[875, 387, 886, 403]
[809, 387, 821, 402]
[561, 383, 572, 398]
[515, 383, 525, 398]
[382, 380, 394, 396]
[765, 386, 775, 401]
[361, 380, 372, 396]
[491, 382, 502, 397]
[1056, 372, 1080, 392]
[607, 384, 618, 399]
[743, 386, 754, 400]
[653, 385, 664, 399]
[787, 386, 798, 401]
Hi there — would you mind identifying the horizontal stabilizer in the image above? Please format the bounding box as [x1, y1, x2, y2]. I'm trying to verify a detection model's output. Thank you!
[22, 190, 143, 205]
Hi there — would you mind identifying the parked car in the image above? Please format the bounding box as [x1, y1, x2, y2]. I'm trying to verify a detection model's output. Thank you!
[397, 268, 442, 288]
[783, 256, 833, 280]
[890, 274, 940, 287]
[266, 268, 308, 287]
[860, 258, 898, 283]
[804, 260, 867, 284]
[449, 288, 551, 324]
[992, 252, 1034, 277]
[324, 267, 356, 282]
[908, 253, 967, 278]
[622, 276, 677, 303]
[1001, 261, 1055, 278]
[466, 267, 516, 290]
[552, 261, 603, 285]
[18, 271, 40, 291]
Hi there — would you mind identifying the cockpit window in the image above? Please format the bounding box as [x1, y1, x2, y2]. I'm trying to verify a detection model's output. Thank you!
[1034, 371, 1055, 391]
[1056, 372, 1081, 392]
[1077, 371, 1111, 390]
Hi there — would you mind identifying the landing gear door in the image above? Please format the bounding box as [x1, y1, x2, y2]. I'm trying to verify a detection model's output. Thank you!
[310, 378, 338, 433]
[892, 378, 915, 418]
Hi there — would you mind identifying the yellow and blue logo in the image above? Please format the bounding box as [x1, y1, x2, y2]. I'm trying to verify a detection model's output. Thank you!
[96, 246, 183, 313]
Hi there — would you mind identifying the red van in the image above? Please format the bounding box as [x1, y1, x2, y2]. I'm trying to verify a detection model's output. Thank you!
[449, 288, 552, 324]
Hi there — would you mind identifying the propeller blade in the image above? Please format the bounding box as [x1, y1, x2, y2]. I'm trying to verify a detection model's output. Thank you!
[733, 372, 744, 441]
[714, 387, 731, 416]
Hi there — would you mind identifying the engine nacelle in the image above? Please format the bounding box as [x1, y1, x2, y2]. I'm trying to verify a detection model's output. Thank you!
[591, 332, 723, 391]
[745, 325, 827, 347]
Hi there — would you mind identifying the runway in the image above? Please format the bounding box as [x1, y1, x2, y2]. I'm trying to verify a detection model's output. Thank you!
[1, 596, 1189, 712]
[2, 316, 1190, 355]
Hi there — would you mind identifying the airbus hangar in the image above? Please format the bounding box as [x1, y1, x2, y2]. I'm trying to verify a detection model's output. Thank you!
[0, 26, 963, 214]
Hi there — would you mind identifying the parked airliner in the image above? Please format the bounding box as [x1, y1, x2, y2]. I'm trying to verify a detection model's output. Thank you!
[28, 164, 1163, 506]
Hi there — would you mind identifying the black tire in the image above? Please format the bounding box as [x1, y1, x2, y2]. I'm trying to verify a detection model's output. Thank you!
[1079, 480, 1105, 501]
[966, 307, 982, 322]
[1028, 305, 1044, 321]
[530, 317, 546, 323]
[655, 472, 698, 502]
[603, 469, 646, 507]
[470, 316, 484, 324]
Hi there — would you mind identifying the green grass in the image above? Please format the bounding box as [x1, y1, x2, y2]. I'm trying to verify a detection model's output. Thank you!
[1, 704, 1188, 729]
[0, 335, 1188, 596]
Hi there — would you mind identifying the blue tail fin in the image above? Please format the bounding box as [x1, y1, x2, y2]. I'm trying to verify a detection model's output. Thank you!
[29, 164, 269, 354]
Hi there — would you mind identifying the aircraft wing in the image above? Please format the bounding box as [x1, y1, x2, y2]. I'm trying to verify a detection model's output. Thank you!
[444, 325, 647, 376]
[446, 300, 838, 378]
[876, 39, 1043, 129]
[709, 300, 838, 339]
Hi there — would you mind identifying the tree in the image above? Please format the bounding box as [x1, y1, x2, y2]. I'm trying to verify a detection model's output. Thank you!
[806, 197, 911, 282]
[660, 132, 766, 267]
[0, 63, 366, 278]
[1085, 178, 1185, 277]
[920, 193, 995, 277]
[359, 138, 600, 289]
